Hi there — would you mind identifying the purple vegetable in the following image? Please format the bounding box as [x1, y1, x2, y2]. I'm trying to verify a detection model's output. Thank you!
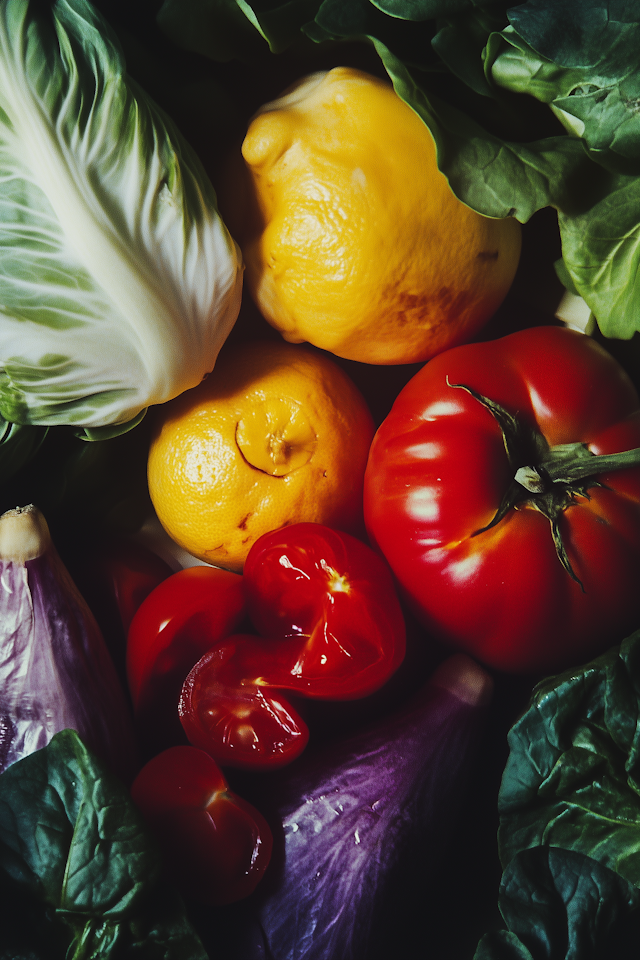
[248, 653, 493, 960]
[0, 503, 136, 782]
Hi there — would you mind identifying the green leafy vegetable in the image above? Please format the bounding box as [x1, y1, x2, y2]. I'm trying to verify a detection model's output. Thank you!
[557, 170, 640, 340]
[475, 847, 640, 960]
[475, 629, 640, 958]
[0, 0, 242, 434]
[305, 0, 439, 71]
[0, 729, 208, 959]
[156, 0, 270, 61]
[0, 418, 48, 485]
[489, 22, 640, 166]
[509, 0, 640, 78]
[237, 0, 323, 54]
[432, 4, 509, 98]
[373, 41, 593, 221]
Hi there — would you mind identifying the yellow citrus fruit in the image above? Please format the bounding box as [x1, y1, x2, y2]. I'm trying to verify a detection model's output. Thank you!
[225, 66, 522, 365]
[147, 340, 375, 572]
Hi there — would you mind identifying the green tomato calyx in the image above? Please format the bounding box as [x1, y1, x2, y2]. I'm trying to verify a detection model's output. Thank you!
[447, 379, 640, 592]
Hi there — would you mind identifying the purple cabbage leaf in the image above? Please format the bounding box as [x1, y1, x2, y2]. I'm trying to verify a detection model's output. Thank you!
[240, 653, 494, 960]
[0, 503, 136, 781]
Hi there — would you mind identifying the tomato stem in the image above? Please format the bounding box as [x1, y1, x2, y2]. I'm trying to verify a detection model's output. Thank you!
[449, 380, 640, 591]
[543, 445, 640, 483]
[514, 465, 545, 493]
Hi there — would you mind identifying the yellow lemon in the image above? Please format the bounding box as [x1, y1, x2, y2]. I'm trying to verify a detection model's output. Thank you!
[147, 340, 375, 571]
[225, 66, 521, 365]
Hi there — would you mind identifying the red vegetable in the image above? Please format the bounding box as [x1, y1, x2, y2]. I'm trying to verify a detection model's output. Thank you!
[243, 522, 406, 699]
[126, 565, 247, 755]
[178, 523, 407, 770]
[364, 326, 640, 674]
[130, 745, 273, 904]
[92, 538, 174, 636]
[179, 633, 310, 770]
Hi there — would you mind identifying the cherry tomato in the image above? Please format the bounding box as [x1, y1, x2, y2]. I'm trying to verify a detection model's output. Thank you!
[243, 522, 407, 699]
[179, 635, 310, 770]
[130, 746, 273, 904]
[178, 523, 406, 770]
[93, 538, 174, 635]
[74, 538, 174, 688]
[126, 565, 247, 755]
[364, 326, 640, 675]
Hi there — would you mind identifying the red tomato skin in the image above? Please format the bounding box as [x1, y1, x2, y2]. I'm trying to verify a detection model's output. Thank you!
[76, 539, 174, 682]
[242, 523, 407, 699]
[126, 566, 247, 754]
[95, 539, 175, 635]
[178, 525, 406, 770]
[179, 635, 310, 771]
[131, 746, 273, 904]
[364, 326, 640, 675]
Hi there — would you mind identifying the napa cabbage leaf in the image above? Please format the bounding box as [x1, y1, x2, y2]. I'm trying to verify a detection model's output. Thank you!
[0, 0, 243, 437]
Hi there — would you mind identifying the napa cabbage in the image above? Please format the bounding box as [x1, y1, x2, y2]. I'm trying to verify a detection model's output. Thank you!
[0, 0, 243, 439]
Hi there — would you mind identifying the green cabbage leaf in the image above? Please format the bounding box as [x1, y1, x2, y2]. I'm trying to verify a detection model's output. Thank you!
[0, 0, 243, 434]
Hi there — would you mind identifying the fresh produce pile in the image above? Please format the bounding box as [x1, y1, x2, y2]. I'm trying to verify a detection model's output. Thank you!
[3, 1, 640, 959]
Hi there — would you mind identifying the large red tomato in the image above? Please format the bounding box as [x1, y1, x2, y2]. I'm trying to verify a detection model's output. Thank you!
[364, 326, 640, 675]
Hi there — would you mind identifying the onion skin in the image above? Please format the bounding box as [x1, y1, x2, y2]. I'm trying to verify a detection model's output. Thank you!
[0, 505, 136, 783]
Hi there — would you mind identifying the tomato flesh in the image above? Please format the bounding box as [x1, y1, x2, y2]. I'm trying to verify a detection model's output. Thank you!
[179, 635, 310, 770]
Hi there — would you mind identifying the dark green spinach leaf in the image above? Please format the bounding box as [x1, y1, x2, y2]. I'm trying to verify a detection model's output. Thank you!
[489, 17, 640, 169]
[476, 630, 640, 958]
[432, 5, 509, 97]
[0, 730, 208, 960]
[475, 847, 640, 960]
[370, 0, 472, 20]
[306, 0, 439, 69]
[508, 0, 640, 74]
